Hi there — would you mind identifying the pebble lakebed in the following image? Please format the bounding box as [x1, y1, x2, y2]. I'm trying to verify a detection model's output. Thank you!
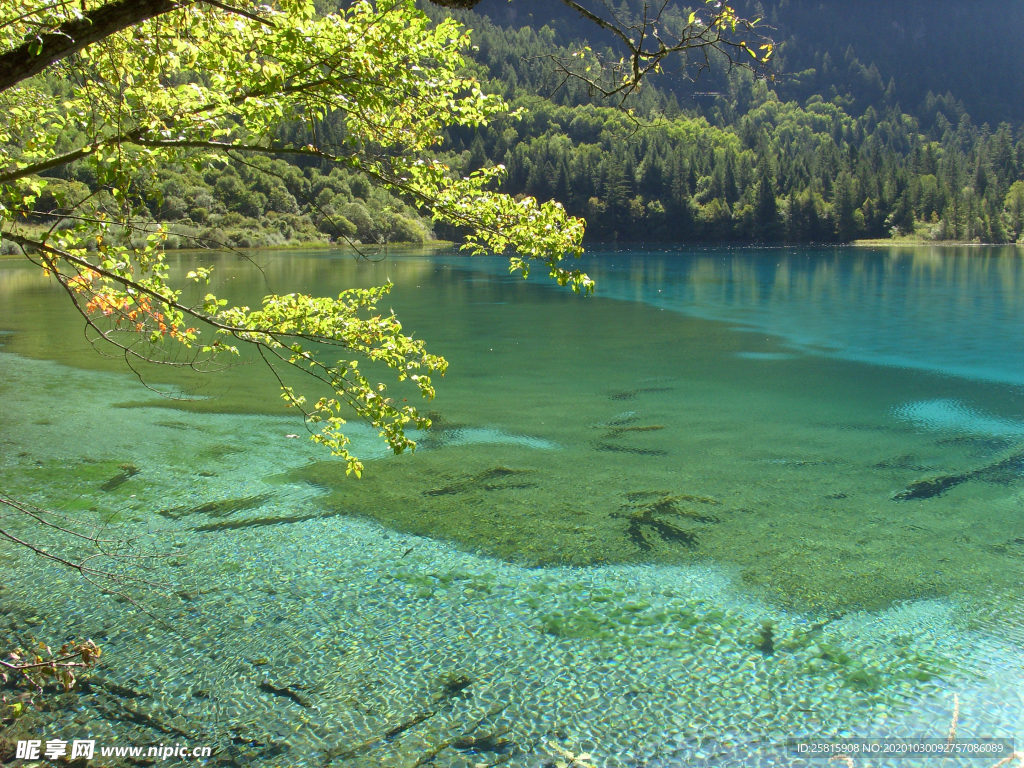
[2, 354, 1024, 767]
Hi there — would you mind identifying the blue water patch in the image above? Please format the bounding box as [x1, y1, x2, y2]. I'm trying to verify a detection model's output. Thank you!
[893, 398, 1024, 436]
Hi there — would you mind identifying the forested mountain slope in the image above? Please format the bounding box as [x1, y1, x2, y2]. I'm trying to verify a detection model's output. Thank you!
[16, 0, 1024, 248]
[742, 0, 1024, 129]
[464, 0, 1024, 129]
[428, 1, 1024, 244]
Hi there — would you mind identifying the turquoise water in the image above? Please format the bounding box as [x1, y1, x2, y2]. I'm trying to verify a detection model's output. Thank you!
[568, 246, 1024, 385]
[2, 245, 1024, 766]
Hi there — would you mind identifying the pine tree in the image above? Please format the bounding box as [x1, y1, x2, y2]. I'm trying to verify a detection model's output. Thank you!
[834, 172, 862, 241]
[467, 134, 488, 173]
[754, 164, 781, 240]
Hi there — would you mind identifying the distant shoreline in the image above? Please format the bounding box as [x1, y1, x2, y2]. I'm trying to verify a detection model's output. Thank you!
[853, 238, 1023, 247]
[5, 238, 1023, 262]
[0, 239, 457, 261]
[164, 239, 457, 253]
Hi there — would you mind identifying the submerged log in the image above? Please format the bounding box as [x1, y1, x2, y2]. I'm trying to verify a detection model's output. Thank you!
[893, 448, 1024, 500]
[892, 474, 971, 500]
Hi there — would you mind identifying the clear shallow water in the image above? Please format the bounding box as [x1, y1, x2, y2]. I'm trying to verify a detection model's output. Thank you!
[2, 246, 1024, 766]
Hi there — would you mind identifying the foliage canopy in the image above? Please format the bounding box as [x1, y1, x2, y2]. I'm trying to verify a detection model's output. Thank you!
[0, 0, 774, 471]
[0, 0, 595, 474]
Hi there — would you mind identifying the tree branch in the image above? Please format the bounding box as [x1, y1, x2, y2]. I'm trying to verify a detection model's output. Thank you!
[0, 0, 189, 94]
[422, 0, 483, 7]
[0, 494, 166, 591]
[202, 0, 274, 26]
[555, 0, 637, 52]
[0, 0, 490, 96]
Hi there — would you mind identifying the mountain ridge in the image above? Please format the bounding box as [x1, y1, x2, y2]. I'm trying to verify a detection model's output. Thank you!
[462, 0, 1024, 128]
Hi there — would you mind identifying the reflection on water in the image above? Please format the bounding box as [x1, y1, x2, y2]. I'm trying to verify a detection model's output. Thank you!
[2, 245, 1024, 766]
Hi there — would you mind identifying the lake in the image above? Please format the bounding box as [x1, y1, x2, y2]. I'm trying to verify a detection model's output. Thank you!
[2, 244, 1023, 766]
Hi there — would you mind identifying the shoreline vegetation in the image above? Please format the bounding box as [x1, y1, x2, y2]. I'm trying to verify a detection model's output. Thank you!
[7, 238, 1021, 261]
[0, 218, 456, 259]
[852, 239, 1024, 247]
[0, 240, 455, 259]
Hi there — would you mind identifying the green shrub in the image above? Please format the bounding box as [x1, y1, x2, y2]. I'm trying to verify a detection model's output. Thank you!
[391, 215, 427, 244]
[268, 186, 299, 214]
[318, 213, 357, 239]
[340, 201, 376, 240]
